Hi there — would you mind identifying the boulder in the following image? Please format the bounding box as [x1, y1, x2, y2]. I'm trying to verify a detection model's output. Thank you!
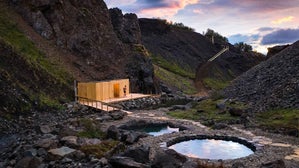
[35, 138, 57, 149]
[212, 123, 228, 130]
[109, 110, 126, 120]
[23, 148, 37, 157]
[152, 149, 187, 168]
[229, 107, 244, 116]
[216, 102, 226, 110]
[122, 145, 150, 164]
[107, 125, 120, 140]
[77, 138, 101, 146]
[15, 156, 41, 168]
[169, 105, 187, 111]
[61, 136, 78, 147]
[48, 146, 76, 160]
[37, 148, 47, 156]
[260, 159, 286, 168]
[109, 156, 150, 168]
[120, 131, 149, 144]
[39, 125, 53, 134]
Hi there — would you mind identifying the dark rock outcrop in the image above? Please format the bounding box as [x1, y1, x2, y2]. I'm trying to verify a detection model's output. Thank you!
[139, 18, 216, 73]
[12, 0, 126, 80]
[267, 44, 290, 58]
[8, 0, 156, 94]
[109, 8, 141, 44]
[223, 41, 299, 112]
[109, 8, 157, 93]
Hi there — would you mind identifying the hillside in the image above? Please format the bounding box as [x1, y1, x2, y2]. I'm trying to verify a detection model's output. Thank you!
[223, 41, 299, 112]
[196, 46, 265, 92]
[0, 0, 158, 114]
[139, 18, 265, 94]
[139, 18, 217, 74]
[0, 2, 73, 115]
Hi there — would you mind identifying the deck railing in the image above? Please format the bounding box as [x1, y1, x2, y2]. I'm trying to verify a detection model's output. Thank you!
[76, 96, 122, 111]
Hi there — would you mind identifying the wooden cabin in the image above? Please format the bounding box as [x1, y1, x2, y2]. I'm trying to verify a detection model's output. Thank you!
[77, 79, 129, 101]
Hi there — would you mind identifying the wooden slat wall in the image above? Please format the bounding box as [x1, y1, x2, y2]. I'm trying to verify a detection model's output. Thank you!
[77, 79, 130, 101]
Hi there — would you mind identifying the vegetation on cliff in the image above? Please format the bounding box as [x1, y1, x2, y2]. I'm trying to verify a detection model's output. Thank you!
[0, 3, 73, 114]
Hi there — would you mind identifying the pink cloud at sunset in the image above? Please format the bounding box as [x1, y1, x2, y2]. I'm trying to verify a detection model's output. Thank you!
[271, 16, 295, 25]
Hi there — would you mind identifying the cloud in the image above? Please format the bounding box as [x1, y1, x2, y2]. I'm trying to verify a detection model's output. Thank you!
[222, 0, 299, 12]
[228, 34, 260, 44]
[137, 0, 199, 18]
[257, 27, 276, 32]
[193, 9, 202, 14]
[261, 28, 299, 45]
[271, 16, 294, 25]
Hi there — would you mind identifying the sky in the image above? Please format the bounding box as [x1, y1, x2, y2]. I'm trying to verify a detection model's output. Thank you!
[104, 0, 299, 54]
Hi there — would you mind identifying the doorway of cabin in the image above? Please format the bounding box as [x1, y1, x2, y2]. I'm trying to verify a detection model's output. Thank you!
[113, 83, 120, 98]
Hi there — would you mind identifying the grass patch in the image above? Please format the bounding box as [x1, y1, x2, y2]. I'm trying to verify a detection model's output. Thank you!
[80, 140, 120, 158]
[257, 109, 299, 132]
[77, 118, 106, 139]
[151, 54, 195, 79]
[167, 99, 243, 124]
[203, 78, 230, 91]
[154, 65, 197, 95]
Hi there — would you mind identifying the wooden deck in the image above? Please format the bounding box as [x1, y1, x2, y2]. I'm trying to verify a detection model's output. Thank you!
[103, 93, 151, 103]
[78, 93, 151, 112]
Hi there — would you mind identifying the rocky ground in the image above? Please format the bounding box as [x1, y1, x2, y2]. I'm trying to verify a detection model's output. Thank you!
[0, 98, 299, 168]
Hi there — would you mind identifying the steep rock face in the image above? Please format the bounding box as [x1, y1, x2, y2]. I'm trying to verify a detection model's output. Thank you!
[223, 41, 299, 112]
[11, 0, 156, 93]
[109, 8, 156, 93]
[109, 8, 141, 44]
[12, 0, 126, 80]
[139, 18, 216, 73]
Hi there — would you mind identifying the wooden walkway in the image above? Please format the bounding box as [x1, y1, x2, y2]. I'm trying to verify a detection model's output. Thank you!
[78, 93, 151, 112]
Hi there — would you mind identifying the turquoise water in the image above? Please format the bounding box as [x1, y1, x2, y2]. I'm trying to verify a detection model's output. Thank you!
[169, 139, 254, 160]
[139, 125, 179, 136]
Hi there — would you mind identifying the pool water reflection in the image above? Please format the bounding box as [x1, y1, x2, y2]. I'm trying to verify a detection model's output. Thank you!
[138, 125, 179, 136]
[169, 139, 254, 160]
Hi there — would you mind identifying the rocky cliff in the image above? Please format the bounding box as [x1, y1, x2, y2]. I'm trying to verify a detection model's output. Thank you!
[223, 41, 299, 112]
[11, 0, 155, 92]
[109, 8, 156, 93]
[0, 0, 157, 114]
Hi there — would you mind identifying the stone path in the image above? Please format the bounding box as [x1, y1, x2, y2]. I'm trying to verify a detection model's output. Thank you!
[231, 126, 299, 162]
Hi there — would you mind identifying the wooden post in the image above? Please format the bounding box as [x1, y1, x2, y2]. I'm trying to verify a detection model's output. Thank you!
[74, 80, 77, 102]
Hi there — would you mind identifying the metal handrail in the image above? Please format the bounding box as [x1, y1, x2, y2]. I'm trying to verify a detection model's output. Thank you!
[76, 96, 122, 111]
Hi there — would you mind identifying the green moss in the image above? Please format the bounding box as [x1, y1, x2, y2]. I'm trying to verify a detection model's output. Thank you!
[80, 140, 120, 158]
[151, 54, 195, 79]
[133, 44, 150, 56]
[154, 65, 197, 95]
[257, 109, 299, 131]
